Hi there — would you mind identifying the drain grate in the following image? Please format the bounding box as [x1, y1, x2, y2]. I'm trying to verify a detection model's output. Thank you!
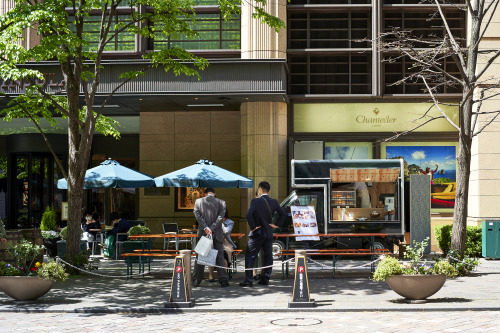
[271, 318, 322, 327]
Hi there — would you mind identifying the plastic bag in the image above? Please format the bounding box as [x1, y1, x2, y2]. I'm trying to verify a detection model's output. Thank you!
[194, 235, 213, 256]
[198, 248, 218, 267]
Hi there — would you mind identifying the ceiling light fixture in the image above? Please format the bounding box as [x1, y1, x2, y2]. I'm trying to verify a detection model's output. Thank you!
[186, 104, 224, 107]
[91, 105, 120, 108]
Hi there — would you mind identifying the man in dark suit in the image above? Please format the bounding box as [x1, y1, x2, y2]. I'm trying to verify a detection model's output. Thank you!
[192, 188, 229, 288]
[240, 181, 286, 287]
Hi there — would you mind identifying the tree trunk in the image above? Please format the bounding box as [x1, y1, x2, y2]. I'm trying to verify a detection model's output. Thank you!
[451, 112, 472, 256]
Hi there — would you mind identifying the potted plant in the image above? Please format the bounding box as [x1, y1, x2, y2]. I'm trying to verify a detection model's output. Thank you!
[122, 225, 152, 258]
[40, 206, 60, 257]
[56, 227, 88, 258]
[373, 237, 459, 301]
[127, 225, 151, 236]
[0, 239, 69, 301]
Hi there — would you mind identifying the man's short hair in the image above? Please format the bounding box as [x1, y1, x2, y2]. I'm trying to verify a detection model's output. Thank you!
[258, 181, 271, 193]
[205, 187, 215, 194]
[110, 212, 120, 221]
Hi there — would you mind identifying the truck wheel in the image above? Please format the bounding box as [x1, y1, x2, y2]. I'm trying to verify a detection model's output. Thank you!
[272, 240, 285, 260]
[371, 238, 388, 251]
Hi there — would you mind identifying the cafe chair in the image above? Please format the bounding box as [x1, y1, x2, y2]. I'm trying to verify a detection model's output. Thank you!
[162, 222, 191, 250]
[115, 233, 130, 259]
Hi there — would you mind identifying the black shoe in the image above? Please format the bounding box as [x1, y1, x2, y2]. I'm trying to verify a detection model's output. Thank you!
[221, 280, 229, 288]
[192, 279, 202, 287]
[253, 274, 261, 281]
[208, 278, 216, 283]
[257, 279, 269, 286]
[239, 281, 253, 287]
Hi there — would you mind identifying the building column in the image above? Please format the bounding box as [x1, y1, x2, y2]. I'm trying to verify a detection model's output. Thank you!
[240, 101, 288, 217]
[470, 9, 500, 225]
[241, 0, 287, 59]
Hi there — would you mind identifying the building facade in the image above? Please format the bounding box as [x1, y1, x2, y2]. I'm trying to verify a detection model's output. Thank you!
[0, 1, 498, 243]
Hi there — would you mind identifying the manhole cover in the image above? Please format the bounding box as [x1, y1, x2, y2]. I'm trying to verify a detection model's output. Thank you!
[271, 318, 322, 327]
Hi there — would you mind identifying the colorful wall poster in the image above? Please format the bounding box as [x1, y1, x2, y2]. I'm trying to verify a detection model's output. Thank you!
[383, 143, 457, 209]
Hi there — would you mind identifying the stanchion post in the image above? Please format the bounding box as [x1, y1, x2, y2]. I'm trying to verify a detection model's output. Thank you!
[164, 256, 194, 308]
[180, 249, 192, 298]
[289, 249, 316, 308]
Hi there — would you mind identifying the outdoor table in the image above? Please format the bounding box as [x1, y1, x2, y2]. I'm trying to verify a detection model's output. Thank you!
[89, 227, 113, 255]
[273, 232, 388, 277]
[273, 232, 387, 251]
[129, 233, 245, 252]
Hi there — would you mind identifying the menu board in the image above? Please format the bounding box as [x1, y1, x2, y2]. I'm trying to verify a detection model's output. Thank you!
[291, 206, 320, 241]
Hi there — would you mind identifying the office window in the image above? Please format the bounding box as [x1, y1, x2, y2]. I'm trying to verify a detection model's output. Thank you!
[290, 0, 372, 4]
[383, 55, 460, 94]
[383, 11, 466, 48]
[68, 14, 135, 52]
[152, 13, 240, 50]
[289, 11, 371, 49]
[289, 54, 371, 95]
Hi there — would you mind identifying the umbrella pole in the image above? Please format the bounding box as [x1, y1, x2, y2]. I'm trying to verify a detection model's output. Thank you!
[104, 188, 111, 225]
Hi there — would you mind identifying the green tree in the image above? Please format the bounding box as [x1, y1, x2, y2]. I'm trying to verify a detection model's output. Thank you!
[0, 0, 284, 261]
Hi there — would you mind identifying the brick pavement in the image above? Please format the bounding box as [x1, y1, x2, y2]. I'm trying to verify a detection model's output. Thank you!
[0, 311, 500, 332]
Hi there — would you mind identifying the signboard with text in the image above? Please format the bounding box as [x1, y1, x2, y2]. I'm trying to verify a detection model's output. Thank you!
[291, 206, 320, 241]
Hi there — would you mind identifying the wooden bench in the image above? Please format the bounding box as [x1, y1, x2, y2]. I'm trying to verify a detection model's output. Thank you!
[121, 251, 196, 278]
[123, 249, 243, 279]
[277, 248, 391, 279]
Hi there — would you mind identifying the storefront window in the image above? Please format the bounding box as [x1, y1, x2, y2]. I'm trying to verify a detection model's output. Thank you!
[0, 156, 7, 220]
[88, 155, 137, 223]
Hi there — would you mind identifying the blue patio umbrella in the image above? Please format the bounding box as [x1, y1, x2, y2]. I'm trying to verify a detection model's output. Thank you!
[154, 159, 254, 188]
[57, 159, 155, 189]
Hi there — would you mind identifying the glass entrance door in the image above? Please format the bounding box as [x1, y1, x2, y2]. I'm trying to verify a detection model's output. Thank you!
[12, 154, 59, 228]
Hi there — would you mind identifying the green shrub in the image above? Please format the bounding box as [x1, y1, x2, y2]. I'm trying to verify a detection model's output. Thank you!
[128, 225, 151, 235]
[432, 260, 459, 278]
[434, 224, 452, 255]
[465, 226, 482, 257]
[433, 224, 482, 257]
[40, 206, 57, 231]
[59, 227, 67, 240]
[373, 256, 403, 282]
[447, 249, 480, 276]
[37, 261, 69, 283]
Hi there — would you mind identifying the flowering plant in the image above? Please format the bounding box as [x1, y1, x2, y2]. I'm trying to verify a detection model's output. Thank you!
[41, 230, 60, 240]
[0, 239, 68, 282]
[373, 237, 459, 282]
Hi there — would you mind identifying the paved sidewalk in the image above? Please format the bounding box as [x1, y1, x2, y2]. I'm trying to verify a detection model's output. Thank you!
[0, 257, 499, 313]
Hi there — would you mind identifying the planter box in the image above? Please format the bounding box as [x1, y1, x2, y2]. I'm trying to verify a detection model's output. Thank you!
[0, 276, 53, 301]
[56, 240, 88, 258]
[386, 274, 446, 300]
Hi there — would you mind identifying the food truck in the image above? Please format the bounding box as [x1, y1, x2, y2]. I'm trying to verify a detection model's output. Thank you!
[273, 159, 406, 254]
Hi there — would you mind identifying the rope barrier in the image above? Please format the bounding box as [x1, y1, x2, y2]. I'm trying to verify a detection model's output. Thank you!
[56, 257, 173, 278]
[306, 255, 384, 270]
[196, 257, 295, 271]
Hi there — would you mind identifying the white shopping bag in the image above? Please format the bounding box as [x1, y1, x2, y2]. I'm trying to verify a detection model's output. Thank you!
[198, 248, 218, 267]
[194, 235, 213, 256]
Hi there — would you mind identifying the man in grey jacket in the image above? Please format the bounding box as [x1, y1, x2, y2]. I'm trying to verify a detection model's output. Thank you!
[192, 188, 229, 287]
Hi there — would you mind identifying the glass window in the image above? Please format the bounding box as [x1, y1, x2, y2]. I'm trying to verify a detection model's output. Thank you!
[68, 14, 135, 52]
[0, 156, 7, 221]
[152, 13, 240, 50]
[324, 142, 373, 159]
